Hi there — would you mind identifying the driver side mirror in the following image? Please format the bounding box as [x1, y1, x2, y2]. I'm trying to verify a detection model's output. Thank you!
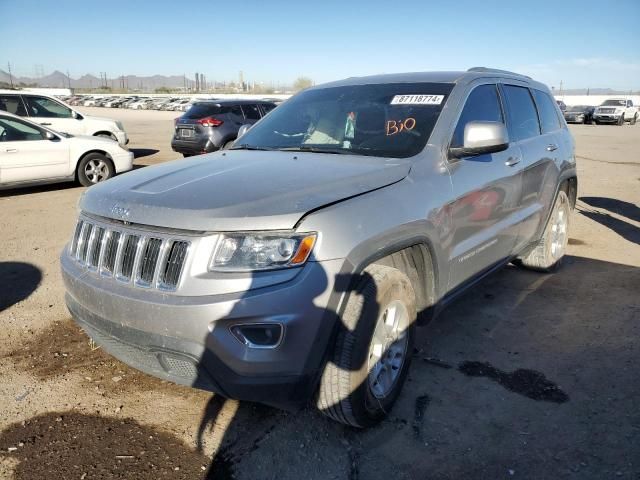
[237, 124, 252, 138]
[72, 110, 83, 120]
[44, 131, 59, 141]
[449, 121, 509, 159]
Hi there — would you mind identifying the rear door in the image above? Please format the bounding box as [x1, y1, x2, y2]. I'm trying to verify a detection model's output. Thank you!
[0, 116, 69, 183]
[502, 85, 559, 252]
[447, 82, 524, 289]
[22, 95, 84, 136]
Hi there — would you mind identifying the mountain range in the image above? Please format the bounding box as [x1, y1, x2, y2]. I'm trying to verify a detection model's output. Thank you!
[0, 69, 195, 90]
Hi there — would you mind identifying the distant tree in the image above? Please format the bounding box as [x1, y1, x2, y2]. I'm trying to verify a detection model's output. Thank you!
[292, 76, 313, 91]
[155, 86, 174, 94]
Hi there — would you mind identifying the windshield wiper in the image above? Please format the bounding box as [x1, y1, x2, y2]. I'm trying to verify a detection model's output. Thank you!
[277, 146, 351, 155]
[229, 144, 275, 151]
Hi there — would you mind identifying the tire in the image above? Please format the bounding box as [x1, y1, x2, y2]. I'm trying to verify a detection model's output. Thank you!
[617, 115, 625, 126]
[631, 114, 638, 126]
[77, 152, 115, 187]
[317, 264, 416, 428]
[594, 120, 600, 125]
[515, 190, 571, 272]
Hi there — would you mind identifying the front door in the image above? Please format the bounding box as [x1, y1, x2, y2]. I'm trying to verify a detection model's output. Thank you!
[446, 83, 524, 290]
[0, 116, 69, 184]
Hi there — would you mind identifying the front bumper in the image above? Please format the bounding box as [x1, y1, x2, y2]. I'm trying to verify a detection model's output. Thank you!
[593, 114, 622, 123]
[61, 252, 345, 409]
[114, 130, 129, 146]
[111, 151, 134, 174]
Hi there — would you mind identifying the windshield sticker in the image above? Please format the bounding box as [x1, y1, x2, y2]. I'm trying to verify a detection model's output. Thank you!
[386, 117, 416, 136]
[390, 94, 444, 105]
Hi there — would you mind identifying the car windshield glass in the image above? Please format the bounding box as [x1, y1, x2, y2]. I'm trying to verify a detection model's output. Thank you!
[602, 100, 626, 106]
[567, 106, 587, 112]
[236, 82, 454, 158]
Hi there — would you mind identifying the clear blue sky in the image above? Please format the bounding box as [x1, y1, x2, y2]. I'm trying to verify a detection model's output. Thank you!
[1, 0, 639, 90]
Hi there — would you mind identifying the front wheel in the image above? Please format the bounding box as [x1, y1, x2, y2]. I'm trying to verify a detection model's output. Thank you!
[317, 265, 416, 427]
[618, 115, 625, 126]
[515, 190, 571, 272]
[77, 153, 114, 186]
[631, 114, 638, 125]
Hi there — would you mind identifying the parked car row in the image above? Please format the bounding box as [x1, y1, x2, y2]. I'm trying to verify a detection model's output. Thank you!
[561, 98, 638, 125]
[58, 95, 284, 112]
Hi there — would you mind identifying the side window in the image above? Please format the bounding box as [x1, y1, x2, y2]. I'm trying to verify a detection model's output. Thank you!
[451, 84, 503, 148]
[241, 104, 261, 120]
[502, 85, 540, 142]
[0, 95, 28, 116]
[532, 89, 561, 134]
[627, 100, 633, 108]
[23, 96, 73, 118]
[0, 117, 45, 142]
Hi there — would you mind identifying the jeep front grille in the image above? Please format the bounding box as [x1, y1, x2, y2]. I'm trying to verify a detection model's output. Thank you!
[68, 217, 190, 290]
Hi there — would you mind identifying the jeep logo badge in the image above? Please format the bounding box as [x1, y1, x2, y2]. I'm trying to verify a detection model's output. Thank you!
[111, 205, 130, 218]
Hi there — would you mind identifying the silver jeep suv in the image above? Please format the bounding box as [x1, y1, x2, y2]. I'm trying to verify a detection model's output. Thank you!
[61, 68, 576, 427]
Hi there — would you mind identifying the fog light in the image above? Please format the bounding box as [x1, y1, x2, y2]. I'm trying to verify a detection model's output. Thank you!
[230, 324, 283, 348]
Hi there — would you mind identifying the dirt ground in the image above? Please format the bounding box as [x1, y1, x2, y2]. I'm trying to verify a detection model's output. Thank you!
[0, 108, 638, 479]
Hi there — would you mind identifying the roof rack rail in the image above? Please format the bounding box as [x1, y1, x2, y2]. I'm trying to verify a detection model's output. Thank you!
[467, 67, 531, 79]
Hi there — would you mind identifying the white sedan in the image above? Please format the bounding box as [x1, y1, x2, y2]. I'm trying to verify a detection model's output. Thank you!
[0, 112, 133, 189]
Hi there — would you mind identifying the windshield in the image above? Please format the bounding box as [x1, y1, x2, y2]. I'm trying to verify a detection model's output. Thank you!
[601, 100, 626, 106]
[235, 82, 454, 158]
[567, 105, 588, 112]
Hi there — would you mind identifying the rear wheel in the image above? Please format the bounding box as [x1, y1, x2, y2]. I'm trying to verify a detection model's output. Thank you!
[317, 265, 416, 427]
[631, 113, 638, 125]
[515, 190, 570, 272]
[77, 153, 114, 186]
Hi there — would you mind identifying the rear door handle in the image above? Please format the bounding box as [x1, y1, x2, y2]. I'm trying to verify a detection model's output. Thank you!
[505, 157, 521, 167]
[546, 144, 558, 152]
[40, 122, 52, 126]
[5, 148, 18, 153]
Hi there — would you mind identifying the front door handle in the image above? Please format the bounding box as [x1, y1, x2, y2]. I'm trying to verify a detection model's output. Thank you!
[40, 122, 52, 126]
[505, 157, 521, 167]
[5, 148, 18, 153]
[546, 144, 558, 152]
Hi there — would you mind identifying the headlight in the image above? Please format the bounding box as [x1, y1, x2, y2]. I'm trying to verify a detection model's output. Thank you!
[209, 232, 316, 272]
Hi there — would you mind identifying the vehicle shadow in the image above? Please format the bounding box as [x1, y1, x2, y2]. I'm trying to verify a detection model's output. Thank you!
[191, 253, 640, 479]
[0, 181, 79, 198]
[0, 262, 42, 311]
[130, 148, 160, 159]
[577, 197, 640, 245]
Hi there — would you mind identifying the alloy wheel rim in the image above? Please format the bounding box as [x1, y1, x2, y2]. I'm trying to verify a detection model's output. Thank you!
[85, 159, 108, 183]
[549, 195, 569, 260]
[367, 300, 409, 399]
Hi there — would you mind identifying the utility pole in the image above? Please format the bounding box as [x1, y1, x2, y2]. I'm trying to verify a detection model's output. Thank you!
[66, 69, 72, 89]
[7, 62, 14, 88]
[183, 74, 186, 92]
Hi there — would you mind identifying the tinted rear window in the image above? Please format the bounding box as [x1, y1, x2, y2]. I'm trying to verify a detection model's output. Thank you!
[184, 103, 226, 118]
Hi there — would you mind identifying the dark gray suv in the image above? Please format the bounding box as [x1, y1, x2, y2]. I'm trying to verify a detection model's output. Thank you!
[62, 68, 576, 428]
[171, 100, 277, 156]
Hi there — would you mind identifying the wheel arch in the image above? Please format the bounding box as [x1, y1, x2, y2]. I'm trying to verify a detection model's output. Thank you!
[92, 131, 116, 140]
[75, 149, 114, 181]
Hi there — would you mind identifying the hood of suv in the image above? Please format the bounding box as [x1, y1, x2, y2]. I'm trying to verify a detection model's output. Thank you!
[80, 150, 411, 231]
